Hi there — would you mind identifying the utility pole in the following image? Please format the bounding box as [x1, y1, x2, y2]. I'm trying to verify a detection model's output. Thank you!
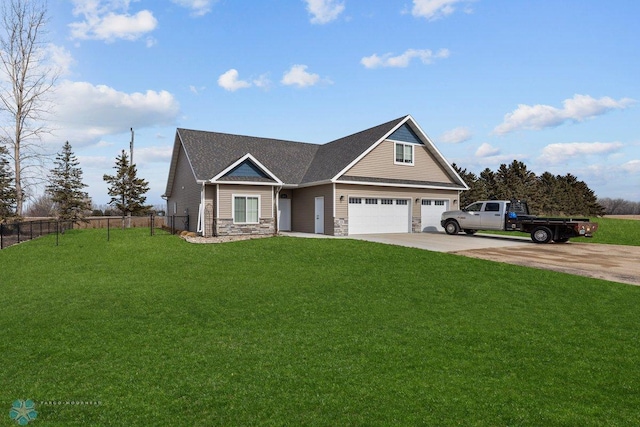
[130, 128, 134, 165]
[127, 128, 134, 228]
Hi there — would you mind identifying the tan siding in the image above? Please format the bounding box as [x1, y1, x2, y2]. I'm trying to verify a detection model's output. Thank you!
[218, 185, 274, 219]
[335, 184, 459, 218]
[291, 184, 334, 234]
[345, 140, 452, 183]
[166, 145, 201, 232]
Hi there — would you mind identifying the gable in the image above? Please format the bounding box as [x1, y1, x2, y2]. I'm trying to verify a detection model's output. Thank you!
[388, 123, 423, 145]
[225, 160, 269, 179]
[342, 140, 454, 184]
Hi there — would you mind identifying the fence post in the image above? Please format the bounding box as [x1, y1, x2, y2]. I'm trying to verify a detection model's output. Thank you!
[107, 217, 110, 241]
[1, 223, 3, 249]
[56, 221, 59, 246]
[17, 221, 20, 244]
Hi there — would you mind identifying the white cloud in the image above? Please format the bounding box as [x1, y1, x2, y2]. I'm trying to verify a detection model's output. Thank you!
[361, 48, 449, 68]
[281, 65, 322, 88]
[305, 0, 345, 24]
[621, 159, 640, 173]
[47, 44, 75, 76]
[439, 126, 472, 144]
[48, 80, 180, 145]
[171, 0, 215, 17]
[218, 69, 252, 91]
[135, 145, 173, 164]
[217, 70, 272, 91]
[252, 74, 272, 90]
[69, 0, 158, 43]
[539, 142, 624, 164]
[494, 94, 636, 135]
[411, 0, 473, 21]
[475, 142, 500, 157]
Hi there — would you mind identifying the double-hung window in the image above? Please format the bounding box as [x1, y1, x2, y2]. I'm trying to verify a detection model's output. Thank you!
[233, 196, 259, 224]
[395, 142, 414, 165]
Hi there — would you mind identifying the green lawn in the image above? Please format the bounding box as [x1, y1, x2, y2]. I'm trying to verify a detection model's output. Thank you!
[1, 229, 639, 426]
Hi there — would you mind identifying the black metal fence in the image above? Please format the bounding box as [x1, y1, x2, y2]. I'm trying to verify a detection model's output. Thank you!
[0, 214, 188, 250]
[167, 215, 189, 235]
[0, 219, 74, 250]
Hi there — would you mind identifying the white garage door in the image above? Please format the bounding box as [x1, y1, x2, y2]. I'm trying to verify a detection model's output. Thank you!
[349, 197, 410, 234]
[421, 199, 449, 232]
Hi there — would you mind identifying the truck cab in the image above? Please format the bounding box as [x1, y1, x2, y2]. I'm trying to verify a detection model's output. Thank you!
[442, 200, 520, 233]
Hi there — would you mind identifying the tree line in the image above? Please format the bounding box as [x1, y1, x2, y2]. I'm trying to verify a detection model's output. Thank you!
[597, 198, 640, 215]
[453, 160, 606, 217]
[1, 141, 151, 223]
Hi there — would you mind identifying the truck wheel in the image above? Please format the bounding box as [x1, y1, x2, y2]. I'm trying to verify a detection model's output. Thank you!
[531, 226, 553, 244]
[464, 229, 477, 235]
[444, 220, 460, 235]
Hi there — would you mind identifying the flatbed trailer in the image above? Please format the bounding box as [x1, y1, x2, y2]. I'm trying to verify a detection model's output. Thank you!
[441, 200, 598, 244]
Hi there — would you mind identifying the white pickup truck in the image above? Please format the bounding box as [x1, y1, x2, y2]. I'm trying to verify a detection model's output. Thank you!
[440, 200, 598, 243]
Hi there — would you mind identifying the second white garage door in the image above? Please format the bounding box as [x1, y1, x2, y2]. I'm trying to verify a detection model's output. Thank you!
[348, 197, 410, 234]
[421, 199, 449, 232]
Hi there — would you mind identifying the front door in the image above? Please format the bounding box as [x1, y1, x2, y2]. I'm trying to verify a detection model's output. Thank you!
[315, 197, 324, 234]
[479, 201, 503, 229]
[278, 198, 291, 231]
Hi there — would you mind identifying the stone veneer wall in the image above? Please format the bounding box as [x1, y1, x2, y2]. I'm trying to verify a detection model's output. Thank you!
[333, 218, 349, 236]
[216, 218, 275, 236]
[412, 216, 421, 233]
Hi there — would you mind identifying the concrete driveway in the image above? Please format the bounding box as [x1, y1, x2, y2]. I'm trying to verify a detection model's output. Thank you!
[347, 232, 639, 286]
[348, 231, 532, 252]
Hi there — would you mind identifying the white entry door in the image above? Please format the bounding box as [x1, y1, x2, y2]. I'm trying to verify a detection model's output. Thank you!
[420, 199, 449, 232]
[278, 198, 291, 231]
[314, 197, 324, 234]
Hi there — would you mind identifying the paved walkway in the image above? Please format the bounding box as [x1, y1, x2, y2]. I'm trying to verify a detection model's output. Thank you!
[280, 231, 531, 252]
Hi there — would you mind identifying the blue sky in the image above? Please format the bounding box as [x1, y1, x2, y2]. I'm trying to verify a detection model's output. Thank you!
[36, 0, 640, 205]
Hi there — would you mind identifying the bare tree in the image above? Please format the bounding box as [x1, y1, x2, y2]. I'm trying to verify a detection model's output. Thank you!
[0, 0, 55, 216]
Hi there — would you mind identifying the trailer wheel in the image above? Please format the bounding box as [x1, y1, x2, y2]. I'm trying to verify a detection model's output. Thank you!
[531, 226, 553, 244]
[444, 220, 460, 235]
[464, 229, 477, 235]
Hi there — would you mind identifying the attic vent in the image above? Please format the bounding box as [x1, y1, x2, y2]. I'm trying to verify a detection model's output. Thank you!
[388, 123, 422, 144]
[226, 160, 268, 178]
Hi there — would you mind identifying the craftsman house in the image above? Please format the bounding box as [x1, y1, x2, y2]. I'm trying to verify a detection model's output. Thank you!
[163, 115, 468, 236]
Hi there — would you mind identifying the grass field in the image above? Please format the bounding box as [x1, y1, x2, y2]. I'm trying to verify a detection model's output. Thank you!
[1, 229, 640, 426]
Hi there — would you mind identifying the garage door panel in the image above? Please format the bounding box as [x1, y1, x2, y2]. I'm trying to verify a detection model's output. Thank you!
[421, 199, 449, 232]
[349, 197, 409, 234]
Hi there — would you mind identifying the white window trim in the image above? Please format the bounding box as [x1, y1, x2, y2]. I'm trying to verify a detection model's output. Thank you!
[394, 142, 415, 166]
[232, 194, 261, 224]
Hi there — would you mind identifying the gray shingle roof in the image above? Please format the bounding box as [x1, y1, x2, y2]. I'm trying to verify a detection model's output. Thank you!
[165, 115, 467, 196]
[177, 129, 319, 184]
[176, 116, 406, 185]
[301, 116, 406, 183]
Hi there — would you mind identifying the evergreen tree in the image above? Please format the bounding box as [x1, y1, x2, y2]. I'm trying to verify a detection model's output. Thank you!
[496, 160, 539, 210]
[46, 141, 92, 222]
[103, 150, 150, 217]
[452, 163, 484, 206]
[451, 160, 604, 216]
[536, 172, 560, 215]
[0, 145, 17, 219]
[478, 168, 498, 200]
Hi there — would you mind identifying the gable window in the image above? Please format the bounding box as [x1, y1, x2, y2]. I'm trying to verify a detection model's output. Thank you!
[233, 195, 259, 224]
[395, 142, 414, 165]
